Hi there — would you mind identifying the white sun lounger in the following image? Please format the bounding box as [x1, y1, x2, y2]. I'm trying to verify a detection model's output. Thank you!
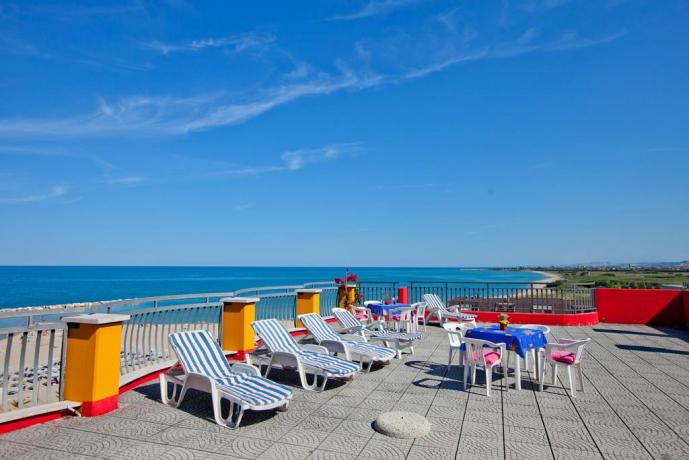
[298, 313, 397, 372]
[331, 307, 422, 357]
[423, 293, 477, 324]
[159, 330, 292, 428]
[251, 318, 360, 392]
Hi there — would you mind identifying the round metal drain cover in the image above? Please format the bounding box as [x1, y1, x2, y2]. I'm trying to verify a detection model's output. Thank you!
[374, 411, 431, 439]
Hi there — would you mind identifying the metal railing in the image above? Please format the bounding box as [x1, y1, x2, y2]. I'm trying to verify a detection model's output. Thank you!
[304, 282, 339, 315]
[359, 281, 399, 303]
[409, 281, 595, 314]
[120, 303, 222, 384]
[1, 322, 66, 414]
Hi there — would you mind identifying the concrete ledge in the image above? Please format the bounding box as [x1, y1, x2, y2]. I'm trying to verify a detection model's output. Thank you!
[220, 297, 260, 304]
[63, 313, 130, 325]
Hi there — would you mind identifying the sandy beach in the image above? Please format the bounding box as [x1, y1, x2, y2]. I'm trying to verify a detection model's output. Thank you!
[531, 270, 563, 284]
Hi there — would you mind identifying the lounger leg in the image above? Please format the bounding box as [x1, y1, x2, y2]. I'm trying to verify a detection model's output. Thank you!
[471, 364, 477, 385]
[211, 387, 245, 428]
[447, 348, 454, 372]
[159, 374, 176, 405]
[552, 363, 557, 385]
[277, 400, 289, 412]
[567, 366, 575, 398]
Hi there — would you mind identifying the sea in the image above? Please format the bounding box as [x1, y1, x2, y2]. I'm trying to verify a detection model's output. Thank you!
[0, 266, 546, 310]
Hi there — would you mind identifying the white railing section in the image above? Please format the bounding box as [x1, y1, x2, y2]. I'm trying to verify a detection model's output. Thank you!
[1, 322, 66, 414]
[119, 303, 222, 385]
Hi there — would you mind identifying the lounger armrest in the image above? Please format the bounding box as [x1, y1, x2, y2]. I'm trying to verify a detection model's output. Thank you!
[301, 344, 330, 355]
[231, 362, 260, 377]
[317, 340, 348, 355]
[446, 305, 459, 312]
[365, 320, 385, 331]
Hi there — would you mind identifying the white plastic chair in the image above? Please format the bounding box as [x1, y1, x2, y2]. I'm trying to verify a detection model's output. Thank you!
[538, 338, 590, 397]
[462, 337, 508, 397]
[517, 324, 551, 375]
[413, 302, 428, 332]
[442, 322, 475, 372]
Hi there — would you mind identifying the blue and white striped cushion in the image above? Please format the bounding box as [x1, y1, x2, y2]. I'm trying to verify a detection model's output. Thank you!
[300, 314, 396, 361]
[346, 342, 397, 360]
[251, 319, 302, 354]
[366, 329, 423, 342]
[332, 308, 361, 330]
[169, 330, 292, 405]
[298, 352, 360, 375]
[215, 375, 292, 406]
[299, 314, 342, 342]
[252, 319, 359, 376]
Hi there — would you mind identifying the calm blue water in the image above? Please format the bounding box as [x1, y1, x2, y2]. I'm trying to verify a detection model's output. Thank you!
[0, 266, 545, 309]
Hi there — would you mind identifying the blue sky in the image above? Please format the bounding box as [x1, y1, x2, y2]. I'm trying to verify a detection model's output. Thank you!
[0, 0, 687, 266]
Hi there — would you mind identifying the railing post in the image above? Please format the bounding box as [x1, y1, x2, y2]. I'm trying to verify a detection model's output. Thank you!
[62, 313, 130, 416]
[220, 297, 258, 361]
[295, 289, 322, 328]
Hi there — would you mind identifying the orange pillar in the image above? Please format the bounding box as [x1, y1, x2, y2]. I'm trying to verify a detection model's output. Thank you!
[62, 313, 130, 416]
[221, 297, 258, 361]
[295, 289, 321, 327]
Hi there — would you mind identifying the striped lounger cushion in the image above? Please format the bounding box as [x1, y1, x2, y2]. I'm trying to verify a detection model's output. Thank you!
[333, 308, 422, 342]
[251, 319, 360, 376]
[300, 314, 397, 361]
[169, 330, 292, 406]
[365, 329, 423, 342]
[424, 294, 476, 320]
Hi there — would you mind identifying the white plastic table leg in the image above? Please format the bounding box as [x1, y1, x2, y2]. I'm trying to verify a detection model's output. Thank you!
[512, 352, 522, 390]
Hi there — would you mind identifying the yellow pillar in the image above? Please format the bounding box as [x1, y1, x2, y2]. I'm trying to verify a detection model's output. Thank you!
[295, 289, 321, 328]
[62, 313, 130, 416]
[220, 297, 258, 360]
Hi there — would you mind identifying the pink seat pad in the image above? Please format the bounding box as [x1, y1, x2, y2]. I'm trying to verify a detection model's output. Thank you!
[471, 350, 501, 366]
[551, 349, 576, 364]
[355, 313, 369, 320]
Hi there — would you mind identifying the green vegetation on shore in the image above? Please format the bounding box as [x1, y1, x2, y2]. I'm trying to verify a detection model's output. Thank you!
[550, 269, 689, 289]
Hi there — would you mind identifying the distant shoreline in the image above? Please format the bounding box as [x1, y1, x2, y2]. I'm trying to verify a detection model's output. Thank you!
[530, 270, 562, 284]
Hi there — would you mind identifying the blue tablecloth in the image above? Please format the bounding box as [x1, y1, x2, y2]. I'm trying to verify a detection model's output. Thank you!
[465, 325, 547, 358]
[367, 303, 411, 317]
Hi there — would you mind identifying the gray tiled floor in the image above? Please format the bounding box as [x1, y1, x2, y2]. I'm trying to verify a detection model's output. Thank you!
[3, 324, 689, 459]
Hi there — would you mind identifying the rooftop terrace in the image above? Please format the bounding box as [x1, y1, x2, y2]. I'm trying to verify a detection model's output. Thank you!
[3, 323, 689, 459]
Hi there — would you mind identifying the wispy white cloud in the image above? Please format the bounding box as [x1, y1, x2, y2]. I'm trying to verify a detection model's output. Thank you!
[144, 33, 275, 56]
[281, 142, 362, 171]
[327, 0, 418, 21]
[104, 176, 145, 186]
[0, 71, 382, 137]
[212, 142, 362, 179]
[0, 185, 68, 204]
[403, 31, 623, 80]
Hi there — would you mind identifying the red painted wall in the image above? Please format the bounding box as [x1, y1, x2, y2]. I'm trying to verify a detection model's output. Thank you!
[471, 311, 599, 326]
[595, 288, 686, 326]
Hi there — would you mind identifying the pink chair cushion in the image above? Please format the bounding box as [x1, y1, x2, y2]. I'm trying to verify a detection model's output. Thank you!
[391, 314, 401, 321]
[551, 349, 576, 364]
[355, 313, 368, 321]
[471, 350, 501, 366]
